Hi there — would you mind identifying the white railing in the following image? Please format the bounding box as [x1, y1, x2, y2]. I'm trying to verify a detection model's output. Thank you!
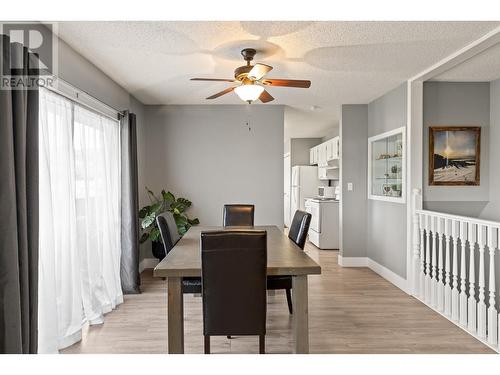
[411, 190, 500, 352]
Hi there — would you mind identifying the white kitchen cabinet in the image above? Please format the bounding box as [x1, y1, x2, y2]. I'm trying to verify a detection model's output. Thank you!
[326, 136, 339, 162]
[310, 136, 340, 166]
[326, 139, 333, 160]
[318, 143, 328, 167]
[309, 146, 319, 165]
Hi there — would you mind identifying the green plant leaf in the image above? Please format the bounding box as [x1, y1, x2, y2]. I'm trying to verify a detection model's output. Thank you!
[188, 217, 200, 225]
[150, 227, 161, 242]
[150, 201, 162, 213]
[177, 197, 191, 208]
[138, 206, 150, 219]
[165, 191, 175, 203]
[178, 226, 188, 236]
[141, 213, 156, 229]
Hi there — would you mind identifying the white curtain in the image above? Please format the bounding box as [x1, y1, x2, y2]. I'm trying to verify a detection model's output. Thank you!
[38, 89, 122, 353]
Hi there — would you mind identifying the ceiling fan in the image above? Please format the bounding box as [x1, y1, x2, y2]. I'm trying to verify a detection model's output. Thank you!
[190, 48, 311, 104]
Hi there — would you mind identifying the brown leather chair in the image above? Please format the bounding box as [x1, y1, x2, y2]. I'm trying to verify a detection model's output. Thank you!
[223, 204, 255, 227]
[201, 230, 267, 354]
[157, 212, 201, 294]
[267, 210, 311, 314]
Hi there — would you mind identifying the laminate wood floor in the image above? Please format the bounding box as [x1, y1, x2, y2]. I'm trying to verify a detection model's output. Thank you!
[62, 242, 494, 354]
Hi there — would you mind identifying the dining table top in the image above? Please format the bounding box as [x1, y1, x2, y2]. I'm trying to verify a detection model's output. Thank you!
[153, 225, 322, 278]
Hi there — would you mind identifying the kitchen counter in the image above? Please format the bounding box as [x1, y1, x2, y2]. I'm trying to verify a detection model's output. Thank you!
[305, 197, 339, 203]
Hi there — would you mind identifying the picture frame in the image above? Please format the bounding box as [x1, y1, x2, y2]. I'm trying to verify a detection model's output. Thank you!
[428, 126, 481, 186]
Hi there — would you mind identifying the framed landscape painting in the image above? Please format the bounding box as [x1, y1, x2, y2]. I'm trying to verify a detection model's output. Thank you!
[429, 126, 481, 186]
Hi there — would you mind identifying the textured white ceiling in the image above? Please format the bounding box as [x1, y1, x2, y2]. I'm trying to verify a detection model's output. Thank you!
[432, 41, 500, 82]
[56, 21, 500, 138]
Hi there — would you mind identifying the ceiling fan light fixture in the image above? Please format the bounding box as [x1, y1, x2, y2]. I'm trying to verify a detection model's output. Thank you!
[234, 84, 264, 103]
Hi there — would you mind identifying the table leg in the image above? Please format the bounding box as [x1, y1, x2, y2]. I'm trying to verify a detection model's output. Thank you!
[292, 275, 309, 354]
[167, 277, 184, 354]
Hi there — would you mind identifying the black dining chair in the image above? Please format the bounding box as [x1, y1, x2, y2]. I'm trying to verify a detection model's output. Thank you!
[201, 230, 267, 354]
[267, 210, 312, 314]
[223, 204, 255, 227]
[156, 212, 201, 294]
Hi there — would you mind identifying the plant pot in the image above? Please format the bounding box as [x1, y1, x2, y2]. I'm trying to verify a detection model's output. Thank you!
[151, 240, 166, 261]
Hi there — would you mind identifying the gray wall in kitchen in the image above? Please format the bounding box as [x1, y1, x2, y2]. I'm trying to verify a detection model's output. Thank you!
[423, 82, 490, 215]
[481, 78, 500, 221]
[290, 138, 322, 166]
[321, 127, 340, 142]
[144, 105, 285, 233]
[367, 83, 408, 278]
[340, 104, 368, 258]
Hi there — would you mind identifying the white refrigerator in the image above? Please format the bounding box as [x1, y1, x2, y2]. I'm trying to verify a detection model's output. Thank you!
[290, 166, 323, 221]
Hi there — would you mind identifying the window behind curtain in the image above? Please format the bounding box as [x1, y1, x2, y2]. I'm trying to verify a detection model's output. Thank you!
[38, 88, 122, 353]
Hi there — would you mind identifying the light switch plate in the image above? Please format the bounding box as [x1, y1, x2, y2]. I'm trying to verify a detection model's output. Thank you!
[347, 182, 353, 191]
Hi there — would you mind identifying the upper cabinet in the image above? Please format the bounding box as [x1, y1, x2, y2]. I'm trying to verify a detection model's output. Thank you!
[309, 136, 339, 166]
[309, 147, 319, 165]
[326, 137, 339, 161]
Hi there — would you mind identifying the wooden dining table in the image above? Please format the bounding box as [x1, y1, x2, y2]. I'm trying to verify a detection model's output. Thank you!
[153, 225, 321, 354]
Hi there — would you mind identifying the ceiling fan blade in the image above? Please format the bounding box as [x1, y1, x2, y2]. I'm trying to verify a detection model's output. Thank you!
[247, 63, 273, 81]
[191, 78, 236, 82]
[206, 87, 235, 100]
[261, 79, 311, 88]
[259, 90, 274, 103]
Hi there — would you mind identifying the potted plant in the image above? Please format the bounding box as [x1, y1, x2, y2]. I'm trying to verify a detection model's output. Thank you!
[139, 188, 199, 260]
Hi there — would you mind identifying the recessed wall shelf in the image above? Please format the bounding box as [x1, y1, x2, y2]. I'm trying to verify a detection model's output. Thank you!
[368, 127, 406, 204]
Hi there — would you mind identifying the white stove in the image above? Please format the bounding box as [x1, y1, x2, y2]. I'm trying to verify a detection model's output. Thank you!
[304, 198, 339, 250]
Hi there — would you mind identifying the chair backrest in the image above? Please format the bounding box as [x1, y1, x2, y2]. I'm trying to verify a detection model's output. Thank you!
[156, 211, 181, 255]
[201, 230, 267, 336]
[223, 204, 255, 227]
[288, 210, 312, 250]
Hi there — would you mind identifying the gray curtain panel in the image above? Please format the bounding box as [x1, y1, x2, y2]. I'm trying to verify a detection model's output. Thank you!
[0, 35, 39, 353]
[120, 111, 141, 294]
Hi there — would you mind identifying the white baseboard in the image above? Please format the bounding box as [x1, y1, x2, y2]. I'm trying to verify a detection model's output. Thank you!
[338, 255, 408, 293]
[367, 258, 408, 293]
[139, 258, 159, 273]
[337, 255, 368, 267]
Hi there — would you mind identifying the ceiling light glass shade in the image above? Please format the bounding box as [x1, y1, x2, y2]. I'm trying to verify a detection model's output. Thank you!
[234, 84, 264, 103]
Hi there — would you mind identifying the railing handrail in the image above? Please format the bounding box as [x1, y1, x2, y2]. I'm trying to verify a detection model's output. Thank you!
[415, 208, 500, 229]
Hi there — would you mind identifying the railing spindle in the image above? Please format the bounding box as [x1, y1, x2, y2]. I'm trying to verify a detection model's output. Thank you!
[459, 221, 468, 327]
[468, 223, 477, 334]
[444, 218, 452, 317]
[451, 220, 459, 322]
[487, 226, 498, 346]
[437, 217, 444, 312]
[431, 216, 438, 307]
[477, 225, 487, 339]
[425, 215, 432, 303]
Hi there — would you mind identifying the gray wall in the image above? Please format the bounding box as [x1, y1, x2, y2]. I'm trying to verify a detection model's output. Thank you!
[321, 127, 340, 142]
[290, 138, 322, 166]
[340, 104, 368, 258]
[423, 82, 490, 215]
[144, 105, 285, 231]
[367, 83, 408, 277]
[481, 78, 500, 221]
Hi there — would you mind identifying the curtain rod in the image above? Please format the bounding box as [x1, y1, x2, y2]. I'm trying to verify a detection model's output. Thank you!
[42, 71, 127, 120]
